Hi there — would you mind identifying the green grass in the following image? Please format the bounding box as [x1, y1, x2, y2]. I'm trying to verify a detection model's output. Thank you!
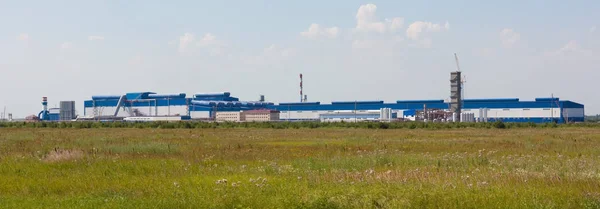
[1, 128, 600, 208]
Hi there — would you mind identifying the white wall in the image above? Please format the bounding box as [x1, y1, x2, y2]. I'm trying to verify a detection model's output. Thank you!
[190, 111, 210, 119]
[85, 106, 188, 117]
[462, 108, 561, 119]
[280, 110, 380, 120]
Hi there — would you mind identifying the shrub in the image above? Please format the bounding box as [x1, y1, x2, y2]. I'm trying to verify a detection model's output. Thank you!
[493, 121, 506, 129]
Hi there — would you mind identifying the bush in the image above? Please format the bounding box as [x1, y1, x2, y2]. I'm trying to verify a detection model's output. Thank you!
[1, 120, 599, 130]
[493, 121, 506, 129]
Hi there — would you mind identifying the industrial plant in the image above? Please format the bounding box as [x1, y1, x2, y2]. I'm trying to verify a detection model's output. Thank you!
[28, 72, 583, 124]
[21, 54, 583, 123]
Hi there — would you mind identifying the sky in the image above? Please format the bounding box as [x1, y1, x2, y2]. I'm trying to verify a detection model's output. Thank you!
[1, 0, 599, 117]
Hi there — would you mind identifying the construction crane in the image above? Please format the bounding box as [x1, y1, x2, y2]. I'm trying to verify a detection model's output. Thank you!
[454, 53, 467, 113]
[454, 53, 466, 84]
[454, 53, 461, 72]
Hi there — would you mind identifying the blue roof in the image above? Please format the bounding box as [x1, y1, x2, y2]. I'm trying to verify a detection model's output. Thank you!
[396, 100, 444, 104]
[195, 92, 231, 97]
[147, 93, 186, 99]
[331, 101, 384, 105]
[126, 92, 155, 100]
[535, 97, 559, 102]
[91, 95, 121, 100]
[464, 98, 519, 103]
[279, 102, 321, 105]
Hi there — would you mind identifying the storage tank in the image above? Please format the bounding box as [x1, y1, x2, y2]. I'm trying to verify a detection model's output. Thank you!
[59, 101, 76, 121]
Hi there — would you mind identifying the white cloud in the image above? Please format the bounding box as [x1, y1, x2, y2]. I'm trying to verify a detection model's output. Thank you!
[243, 44, 295, 65]
[500, 28, 520, 48]
[197, 33, 217, 47]
[386, 17, 404, 31]
[325, 27, 340, 38]
[300, 23, 339, 39]
[178, 33, 195, 53]
[555, 40, 586, 55]
[406, 21, 447, 40]
[175, 33, 228, 56]
[356, 4, 386, 33]
[542, 40, 595, 66]
[88, 36, 105, 41]
[60, 42, 73, 49]
[559, 40, 580, 52]
[544, 40, 593, 57]
[197, 33, 228, 56]
[17, 33, 29, 41]
[591, 26, 597, 33]
[355, 4, 404, 33]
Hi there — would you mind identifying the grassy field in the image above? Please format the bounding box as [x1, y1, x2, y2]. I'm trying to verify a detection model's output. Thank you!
[1, 128, 600, 208]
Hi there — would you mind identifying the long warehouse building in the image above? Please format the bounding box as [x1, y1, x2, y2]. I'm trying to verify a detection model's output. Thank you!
[79, 91, 584, 123]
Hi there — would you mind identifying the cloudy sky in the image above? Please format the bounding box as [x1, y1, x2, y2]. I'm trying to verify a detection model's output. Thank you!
[1, 0, 599, 117]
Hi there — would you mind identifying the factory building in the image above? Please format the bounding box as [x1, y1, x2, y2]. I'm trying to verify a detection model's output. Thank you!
[81, 92, 273, 121]
[36, 97, 77, 121]
[74, 91, 586, 123]
[216, 111, 244, 122]
[272, 98, 584, 123]
[244, 109, 280, 122]
[214, 110, 280, 122]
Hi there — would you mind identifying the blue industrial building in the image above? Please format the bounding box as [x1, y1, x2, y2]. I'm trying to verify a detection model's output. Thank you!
[65, 91, 586, 123]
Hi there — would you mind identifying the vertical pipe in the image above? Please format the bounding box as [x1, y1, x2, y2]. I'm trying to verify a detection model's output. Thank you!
[300, 74, 303, 103]
[354, 101, 357, 123]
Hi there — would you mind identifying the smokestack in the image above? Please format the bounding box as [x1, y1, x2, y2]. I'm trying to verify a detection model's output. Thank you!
[300, 74, 303, 103]
[42, 97, 48, 112]
[41, 97, 49, 120]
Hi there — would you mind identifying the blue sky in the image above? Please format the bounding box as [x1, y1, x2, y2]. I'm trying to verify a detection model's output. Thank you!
[1, 0, 599, 117]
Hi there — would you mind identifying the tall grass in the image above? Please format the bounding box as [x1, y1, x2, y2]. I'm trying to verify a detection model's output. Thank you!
[1, 128, 600, 208]
[1, 121, 597, 130]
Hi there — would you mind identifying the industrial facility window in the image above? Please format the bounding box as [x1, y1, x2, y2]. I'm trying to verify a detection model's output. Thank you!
[523, 109, 530, 111]
[543, 109, 550, 110]
[312, 111, 318, 113]
[297, 111, 302, 113]
[503, 109, 510, 111]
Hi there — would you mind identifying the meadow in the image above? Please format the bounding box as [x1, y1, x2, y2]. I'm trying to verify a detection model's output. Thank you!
[1, 126, 600, 208]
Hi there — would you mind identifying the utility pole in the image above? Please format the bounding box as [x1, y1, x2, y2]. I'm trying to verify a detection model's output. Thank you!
[550, 94, 554, 122]
[354, 101, 357, 123]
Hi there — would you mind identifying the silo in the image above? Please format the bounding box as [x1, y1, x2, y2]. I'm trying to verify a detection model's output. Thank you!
[483, 108, 488, 122]
[59, 101, 76, 121]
